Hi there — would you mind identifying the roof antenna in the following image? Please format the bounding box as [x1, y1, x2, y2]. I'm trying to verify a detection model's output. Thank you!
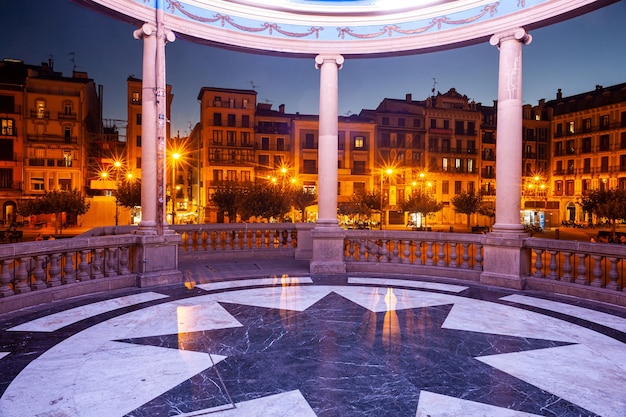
[247, 80, 259, 90]
[431, 77, 438, 95]
[68, 52, 78, 71]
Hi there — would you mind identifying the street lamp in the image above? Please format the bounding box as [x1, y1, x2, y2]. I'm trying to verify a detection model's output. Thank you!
[113, 160, 122, 226]
[171, 152, 181, 224]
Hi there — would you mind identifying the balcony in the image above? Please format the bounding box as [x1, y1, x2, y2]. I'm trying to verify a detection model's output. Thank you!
[57, 112, 77, 120]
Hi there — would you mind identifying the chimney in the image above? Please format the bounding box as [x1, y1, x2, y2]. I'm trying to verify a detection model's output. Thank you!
[556, 88, 562, 100]
[279, 104, 285, 113]
[406, 93, 412, 102]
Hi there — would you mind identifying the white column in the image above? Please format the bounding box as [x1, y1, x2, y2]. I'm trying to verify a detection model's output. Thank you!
[134, 24, 158, 234]
[490, 28, 531, 234]
[315, 54, 344, 228]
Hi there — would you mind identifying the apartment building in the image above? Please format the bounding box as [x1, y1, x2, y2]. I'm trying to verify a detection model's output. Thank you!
[545, 84, 626, 224]
[0, 58, 101, 225]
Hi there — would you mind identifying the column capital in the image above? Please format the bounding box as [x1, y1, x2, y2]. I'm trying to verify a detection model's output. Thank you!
[489, 27, 532, 48]
[315, 54, 344, 70]
[133, 23, 176, 43]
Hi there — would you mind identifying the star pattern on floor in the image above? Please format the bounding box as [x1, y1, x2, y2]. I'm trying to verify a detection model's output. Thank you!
[118, 291, 594, 417]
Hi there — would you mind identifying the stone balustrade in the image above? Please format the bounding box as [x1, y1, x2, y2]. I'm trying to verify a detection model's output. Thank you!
[1, 224, 624, 314]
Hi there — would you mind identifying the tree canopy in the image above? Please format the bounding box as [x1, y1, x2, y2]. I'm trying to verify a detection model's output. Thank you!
[451, 190, 482, 229]
[400, 191, 444, 221]
[114, 181, 141, 209]
[18, 189, 90, 234]
[580, 188, 626, 235]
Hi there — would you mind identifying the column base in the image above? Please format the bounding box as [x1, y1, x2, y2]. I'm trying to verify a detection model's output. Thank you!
[133, 233, 183, 287]
[479, 232, 529, 290]
[310, 223, 346, 274]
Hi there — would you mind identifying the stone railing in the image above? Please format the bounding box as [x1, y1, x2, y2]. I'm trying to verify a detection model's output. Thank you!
[171, 223, 311, 261]
[343, 230, 484, 281]
[0, 232, 182, 314]
[0, 235, 138, 314]
[523, 237, 625, 305]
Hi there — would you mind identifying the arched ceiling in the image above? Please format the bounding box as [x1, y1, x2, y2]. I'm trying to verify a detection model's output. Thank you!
[78, 0, 617, 57]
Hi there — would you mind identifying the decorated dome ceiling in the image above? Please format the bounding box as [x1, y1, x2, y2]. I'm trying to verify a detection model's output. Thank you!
[81, 0, 617, 56]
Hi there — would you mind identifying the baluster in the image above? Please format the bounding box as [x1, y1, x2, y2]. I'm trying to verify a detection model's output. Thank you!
[368, 240, 377, 263]
[391, 239, 400, 263]
[252, 229, 258, 249]
[437, 241, 446, 267]
[575, 253, 588, 285]
[234, 229, 241, 250]
[78, 250, 90, 281]
[548, 250, 558, 280]
[359, 239, 367, 262]
[415, 240, 423, 265]
[449, 242, 457, 268]
[460, 243, 470, 269]
[402, 240, 411, 264]
[473, 243, 483, 271]
[380, 239, 389, 263]
[0, 259, 13, 297]
[533, 249, 544, 278]
[606, 257, 621, 290]
[119, 247, 130, 275]
[91, 248, 104, 279]
[63, 252, 77, 284]
[32, 256, 47, 290]
[226, 230, 233, 250]
[425, 241, 435, 266]
[14, 257, 31, 294]
[215, 231, 222, 250]
[287, 229, 293, 248]
[561, 252, 573, 282]
[48, 253, 62, 286]
[105, 247, 118, 277]
[187, 229, 194, 249]
[590, 255, 603, 287]
[347, 239, 355, 261]
[243, 229, 249, 250]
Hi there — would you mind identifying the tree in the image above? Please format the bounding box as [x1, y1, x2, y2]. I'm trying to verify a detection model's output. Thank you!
[290, 188, 316, 222]
[210, 182, 245, 223]
[400, 191, 444, 226]
[240, 184, 291, 221]
[451, 190, 482, 229]
[580, 188, 626, 236]
[114, 181, 141, 209]
[18, 189, 90, 234]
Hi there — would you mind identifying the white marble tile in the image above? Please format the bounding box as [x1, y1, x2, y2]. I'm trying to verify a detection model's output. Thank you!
[177, 390, 317, 417]
[0, 351, 9, 360]
[208, 286, 334, 312]
[8, 292, 169, 332]
[502, 293, 626, 332]
[442, 299, 610, 345]
[477, 343, 626, 417]
[0, 341, 224, 417]
[334, 286, 462, 312]
[416, 391, 544, 417]
[348, 277, 468, 293]
[198, 276, 313, 292]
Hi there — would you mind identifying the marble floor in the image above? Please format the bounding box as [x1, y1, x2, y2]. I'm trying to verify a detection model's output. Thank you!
[1, 271, 626, 417]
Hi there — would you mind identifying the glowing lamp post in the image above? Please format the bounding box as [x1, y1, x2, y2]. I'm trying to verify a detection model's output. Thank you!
[171, 152, 181, 224]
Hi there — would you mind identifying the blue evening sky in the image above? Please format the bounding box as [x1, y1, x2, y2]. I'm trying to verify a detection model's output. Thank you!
[2, 0, 625, 136]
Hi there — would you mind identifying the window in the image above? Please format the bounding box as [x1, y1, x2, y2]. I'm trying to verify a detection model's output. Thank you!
[467, 140, 476, 154]
[213, 170, 223, 183]
[554, 180, 563, 196]
[566, 140, 575, 154]
[455, 121, 464, 134]
[136, 135, 142, 147]
[353, 161, 366, 175]
[131, 91, 140, 104]
[601, 156, 609, 172]
[583, 118, 592, 132]
[1, 119, 14, 136]
[621, 132, 626, 149]
[353, 182, 365, 195]
[621, 155, 626, 171]
[442, 180, 449, 194]
[583, 158, 591, 174]
[442, 157, 449, 172]
[212, 130, 223, 144]
[303, 159, 317, 174]
[258, 155, 270, 167]
[380, 133, 390, 148]
[468, 122, 476, 135]
[64, 127, 71, 143]
[241, 171, 251, 182]
[397, 118, 405, 127]
[59, 178, 71, 191]
[0, 139, 13, 161]
[273, 155, 283, 168]
[567, 160, 575, 174]
[136, 114, 142, 125]
[226, 131, 236, 146]
[243, 99, 249, 109]
[567, 121, 575, 134]
[136, 157, 141, 169]
[63, 102, 73, 115]
[31, 175, 44, 191]
[467, 182, 475, 193]
[241, 132, 251, 146]
[454, 158, 462, 172]
[454, 181, 462, 194]
[242, 115, 250, 128]
[214, 96, 222, 107]
[228, 98, 235, 108]
[443, 120, 450, 129]
[582, 179, 591, 193]
[381, 117, 389, 126]
[277, 137, 285, 151]
[582, 137, 592, 153]
[261, 137, 270, 150]
[63, 150, 72, 167]
[430, 119, 437, 129]
[565, 180, 575, 196]
[304, 133, 315, 149]
[353, 136, 365, 149]
[600, 115, 610, 129]
[227, 114, 236, 127]
[227, 170, 237, 182]
[0, 168, 12, 188]
[36, 99, 46, 118]
[556, 160, 563, 174]
[466, 159, 475, 173]
[599, 135, 610, 151]
[0, 95, 15, 113]
[413, 119, 421, 128]
[213, 113, 222, 126]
